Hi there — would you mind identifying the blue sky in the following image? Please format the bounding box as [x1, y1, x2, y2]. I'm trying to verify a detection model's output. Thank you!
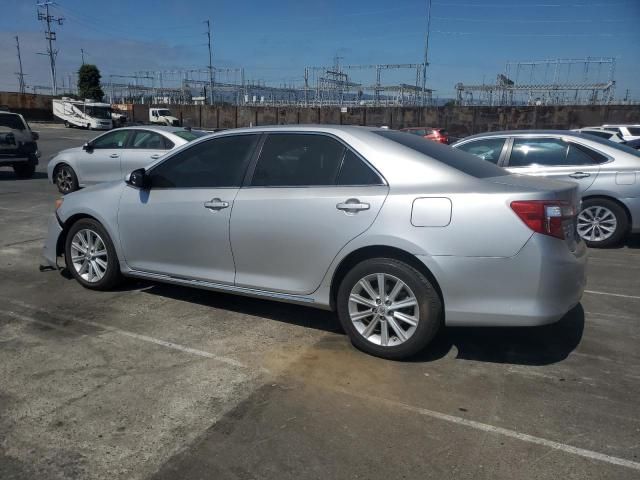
[1, 0, 639, 99]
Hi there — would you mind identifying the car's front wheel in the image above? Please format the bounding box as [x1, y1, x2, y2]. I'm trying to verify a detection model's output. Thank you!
[577, 198, 628, 248]
[54, 164, 79, 194]
[337, 258, 442, 360]
[64, 218, 122, 290]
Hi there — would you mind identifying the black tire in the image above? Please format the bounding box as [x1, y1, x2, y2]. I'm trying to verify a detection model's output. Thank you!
[54, 164, 79, 194]
[64, 218, 122, 290]
[13, 163, 36, 179]
[578, 198, 628, 248]
[337, 258, 442, 360]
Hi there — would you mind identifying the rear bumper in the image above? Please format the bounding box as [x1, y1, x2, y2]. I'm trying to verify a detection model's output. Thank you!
[42, 214, 64, 268]
[0, 141, 39, 164]
[619, 197, 640, 233]
[419, 234, 587, 327]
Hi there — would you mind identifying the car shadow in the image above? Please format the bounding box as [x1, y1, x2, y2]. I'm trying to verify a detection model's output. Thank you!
[140, 281, 584, 366]
[0, 171, 48, 181]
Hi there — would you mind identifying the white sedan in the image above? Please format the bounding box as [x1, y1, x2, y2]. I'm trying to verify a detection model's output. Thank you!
[47, 126, 208, 193]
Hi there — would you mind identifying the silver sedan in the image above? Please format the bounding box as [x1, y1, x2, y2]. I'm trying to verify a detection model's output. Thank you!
[452, 130, 640, 247]
[42, 126, 586, 359]
[47, 126, 207, 194]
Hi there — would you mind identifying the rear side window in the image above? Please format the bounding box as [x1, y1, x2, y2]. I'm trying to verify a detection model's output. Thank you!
[130, 130, 173, 150]
[149, 135, 258, 188]
[337, 150, 383, 185]
[455, 138, 506, 164]
[0, 114, 25, 130]
[509, 138, 604, 167]
[375, 130, 507, 178]
[251, 134, 345, 187]
[627, 127, 640, 136]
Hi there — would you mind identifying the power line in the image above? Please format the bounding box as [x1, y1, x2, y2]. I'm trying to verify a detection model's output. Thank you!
[36, 1, 64, 96]
[432, 16, 624, 23]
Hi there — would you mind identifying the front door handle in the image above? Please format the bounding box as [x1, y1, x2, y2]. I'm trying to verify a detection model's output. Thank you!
[337, 198, 370, 213]
[204, 198, 230, 210]
[110, 153, 119, 158]
[150, 154, 161, 160]
[569, 171, 590, 179]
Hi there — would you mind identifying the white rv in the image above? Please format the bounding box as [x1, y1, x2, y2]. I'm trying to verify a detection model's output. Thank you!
[52, 98, 113, 130]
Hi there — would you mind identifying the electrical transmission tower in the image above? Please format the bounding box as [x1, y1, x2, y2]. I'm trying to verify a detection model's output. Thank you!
[205, 20, 214, 105]
[15, 36, 26, 94]
[37, 1, 64, 96]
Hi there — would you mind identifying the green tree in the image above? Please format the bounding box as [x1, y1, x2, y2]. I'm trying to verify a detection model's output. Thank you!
[77, 64, 104, 101]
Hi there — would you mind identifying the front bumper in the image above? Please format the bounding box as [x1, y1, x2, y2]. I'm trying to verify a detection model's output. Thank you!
[419, 234, 587, 327]
[619, 197, 640, 233]
[42, 214, 64, 268]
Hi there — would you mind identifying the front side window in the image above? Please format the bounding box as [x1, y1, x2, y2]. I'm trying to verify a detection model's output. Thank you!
[149, 135, 258, 188]
[251, 134, 345, 187]
[130, 130, 172, 150]
[456, 138, 506, 164]
[92, 130, 129, 149]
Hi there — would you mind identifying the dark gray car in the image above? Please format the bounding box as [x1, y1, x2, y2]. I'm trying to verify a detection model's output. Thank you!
[453, 130, 640, 247]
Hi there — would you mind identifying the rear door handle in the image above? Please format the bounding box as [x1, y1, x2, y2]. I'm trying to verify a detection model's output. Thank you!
[569, 172, 590, 179]
[204, 198, 230, 210]
[150, 154, 161, 160]
[337, 198, 370, 213]
[110, 153, 119, 158]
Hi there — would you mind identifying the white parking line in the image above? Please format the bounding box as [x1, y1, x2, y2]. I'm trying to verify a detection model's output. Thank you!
[585, 290, 640, 300]
[332, 386, 640, 472]
[2, 299, 249, 370]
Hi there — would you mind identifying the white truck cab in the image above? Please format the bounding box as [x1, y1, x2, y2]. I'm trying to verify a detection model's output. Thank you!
[149, 108, 180, 126]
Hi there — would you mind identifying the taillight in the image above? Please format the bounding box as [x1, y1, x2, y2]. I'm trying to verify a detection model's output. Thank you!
[510, 200, 575, 239]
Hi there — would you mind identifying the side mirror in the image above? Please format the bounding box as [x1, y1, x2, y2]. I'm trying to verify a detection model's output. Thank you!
[126, 168, 150, 189]
[82, 142, 93, 152]
[31, 131, 39, 141]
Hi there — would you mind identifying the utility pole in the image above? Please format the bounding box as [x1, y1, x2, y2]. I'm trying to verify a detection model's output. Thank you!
[81, 48, 85, 65]
[15, 36, 26, 94]
[205, 19, 214, 105]
[421, 0, 432, 106]
[37, 1, 64, 96]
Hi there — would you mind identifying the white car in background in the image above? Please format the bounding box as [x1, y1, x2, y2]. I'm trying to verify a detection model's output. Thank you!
[47, 126, 207, 193]
[601, 125, 640, 142]
[572, 128, 625, 143]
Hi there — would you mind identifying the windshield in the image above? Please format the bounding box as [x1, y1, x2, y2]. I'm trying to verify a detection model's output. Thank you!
[375, 130, 508, 178]
[0, 114, 25, 130]
[85, 106, 112, 119]
[157, 109, 171, 116]
[173, 130, 208, 141]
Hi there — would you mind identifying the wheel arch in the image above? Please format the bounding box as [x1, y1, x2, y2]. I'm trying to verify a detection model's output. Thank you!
[56, 213, 100, 257]
[329, 245, 444, 312]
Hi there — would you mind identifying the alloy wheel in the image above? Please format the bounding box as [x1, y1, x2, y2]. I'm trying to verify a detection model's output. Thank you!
[577, 206, 617, 242]
[70, 229, 108, 283]
[56, 167, 74, 193]
[348, 273, 420, 347]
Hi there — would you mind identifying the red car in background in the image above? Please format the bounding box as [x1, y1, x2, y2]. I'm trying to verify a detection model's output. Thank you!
[400, 127, 450, 144]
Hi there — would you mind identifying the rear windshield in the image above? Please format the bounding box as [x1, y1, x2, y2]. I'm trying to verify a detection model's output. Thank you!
[0, 114, 25, 130]
[375, 130, 508, 178]
[173, 130, 207, 141]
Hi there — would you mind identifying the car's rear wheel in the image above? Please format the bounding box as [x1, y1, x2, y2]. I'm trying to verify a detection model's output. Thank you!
[13, 163, 36, 179]
[577, 198, 628, 248]
[65, 218, 122, 290]
[337, 258, 442, 360]
[54, 164, 79, 194]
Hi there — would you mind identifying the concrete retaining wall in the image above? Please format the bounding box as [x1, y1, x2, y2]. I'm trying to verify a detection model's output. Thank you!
[2, 91, 639, 136]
